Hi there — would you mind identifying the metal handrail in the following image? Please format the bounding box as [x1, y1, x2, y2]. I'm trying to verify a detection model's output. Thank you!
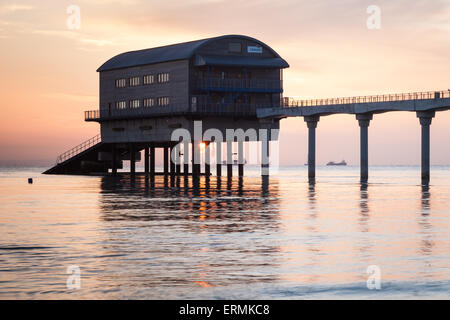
[56, 134, 101, 164]
[284, 90, 450, 108]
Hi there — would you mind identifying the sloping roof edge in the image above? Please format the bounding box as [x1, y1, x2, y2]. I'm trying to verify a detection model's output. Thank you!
[97, 35, 287, 72]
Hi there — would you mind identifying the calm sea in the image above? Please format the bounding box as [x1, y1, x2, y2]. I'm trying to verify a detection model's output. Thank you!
[0, 165, 449, 299]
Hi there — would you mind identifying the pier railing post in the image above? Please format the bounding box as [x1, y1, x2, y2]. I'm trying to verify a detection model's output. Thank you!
[304, 116, 320, 182]
[356, 113, 373, 183]
[417, 111, 435, 185]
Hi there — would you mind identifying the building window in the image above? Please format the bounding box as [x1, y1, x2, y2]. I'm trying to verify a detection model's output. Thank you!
[157, 97, 170, 106]
[116, 101, 126, 109]
[143, 98, 155, 107]
[157, 72, 169, 83]
[115, 79, 126, 88]
[129, 99, 140, 109]
[129, 76, 140, 86]
[143, 74, 155, 85]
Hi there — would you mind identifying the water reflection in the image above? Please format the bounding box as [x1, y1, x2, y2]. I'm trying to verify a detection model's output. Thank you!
[97, 175, 282, 289]
[359, 183, 370, 233]
[418, 187, 434, 257]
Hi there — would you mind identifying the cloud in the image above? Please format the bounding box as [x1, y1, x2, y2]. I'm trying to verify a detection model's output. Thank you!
[32, 29, 115, 47]
[40, 92, 98, 103]
[0, 4, 34, 13]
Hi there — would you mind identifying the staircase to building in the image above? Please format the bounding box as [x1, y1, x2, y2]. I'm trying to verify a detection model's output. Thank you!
[43, 134, 110, 174]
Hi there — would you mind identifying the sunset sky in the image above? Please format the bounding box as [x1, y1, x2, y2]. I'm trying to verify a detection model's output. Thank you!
[1, 0, 450, 166]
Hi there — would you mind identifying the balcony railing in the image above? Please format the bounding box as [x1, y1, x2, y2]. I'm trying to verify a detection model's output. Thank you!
[283, 90, 450, 108]
[196, 78, 282, 92]
[85, 104, 276, 121]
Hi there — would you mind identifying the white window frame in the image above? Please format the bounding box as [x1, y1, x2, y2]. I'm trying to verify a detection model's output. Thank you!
[143, 74, 155, 85]
[115, 79, 126, 88]
[115, 101, 126, 109]
[129, 77, 140, 87]
[129, 99, 140, 109]
[143, 98, 155, 107]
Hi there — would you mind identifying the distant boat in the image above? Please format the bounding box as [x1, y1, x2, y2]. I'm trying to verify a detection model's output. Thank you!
[326, 160, 347, 166]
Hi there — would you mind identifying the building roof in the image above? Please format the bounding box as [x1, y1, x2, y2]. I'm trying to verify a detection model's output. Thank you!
[97, 35, 289, 72]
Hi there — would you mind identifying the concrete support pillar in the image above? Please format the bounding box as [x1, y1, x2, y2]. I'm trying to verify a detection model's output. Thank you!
[169, 146, 176, 175]
[227, 140, 233, 178]
[144, 146, 149, 176]
[417, 111, 435, 185]
[304, 116, 320, 181]
[238, 140, 244, 177]
[356, 113, 373, 182]
[183, 141, 189, 176]
[163, 147, 169, 175]
[150, 146, 155, 176]
[216, 141, 222, 177]
[111, 144, 117, 175]
[129, 144, 135, 176]
[261, 129, 270, 176]
[205, 142, 211, 176]
[192, 140, 201, 176]
[175, 143, 181, 175]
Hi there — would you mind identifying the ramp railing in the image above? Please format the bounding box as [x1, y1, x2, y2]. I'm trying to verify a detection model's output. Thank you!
[56, 134, 101, 164]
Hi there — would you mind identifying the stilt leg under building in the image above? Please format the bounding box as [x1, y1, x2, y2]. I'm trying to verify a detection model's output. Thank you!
[261, 129, 270, 176]
[183, 141, 189, 176]
[111, 144, 117, 175]
[192, 140, 201, 176]
[417, 111, 435, 185]
[227, 140, 233, 178]
[356, 113, 373, 183]
[130, 144, 136, 176]
[304, 116, 319, 182]
[205, 142, 211, 177]
[144, 146, 149, 176]
[175, 143, 181, 175]
[216, 141, 222, 177]
[169, 146, 175, 175]
[163, 147, 169, 175]
[150, 146, 155, 176]
[238, 140, 244, 177]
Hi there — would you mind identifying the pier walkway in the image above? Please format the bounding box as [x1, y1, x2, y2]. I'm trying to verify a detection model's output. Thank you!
[257, 90, 450, 184]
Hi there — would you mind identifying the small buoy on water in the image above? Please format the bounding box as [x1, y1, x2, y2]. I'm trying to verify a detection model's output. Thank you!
[28, 178, 33, 184]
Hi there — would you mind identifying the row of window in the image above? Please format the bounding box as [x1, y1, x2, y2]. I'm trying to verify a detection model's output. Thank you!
[115, 72, 170, 88]
[114, 97, 170, 109]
